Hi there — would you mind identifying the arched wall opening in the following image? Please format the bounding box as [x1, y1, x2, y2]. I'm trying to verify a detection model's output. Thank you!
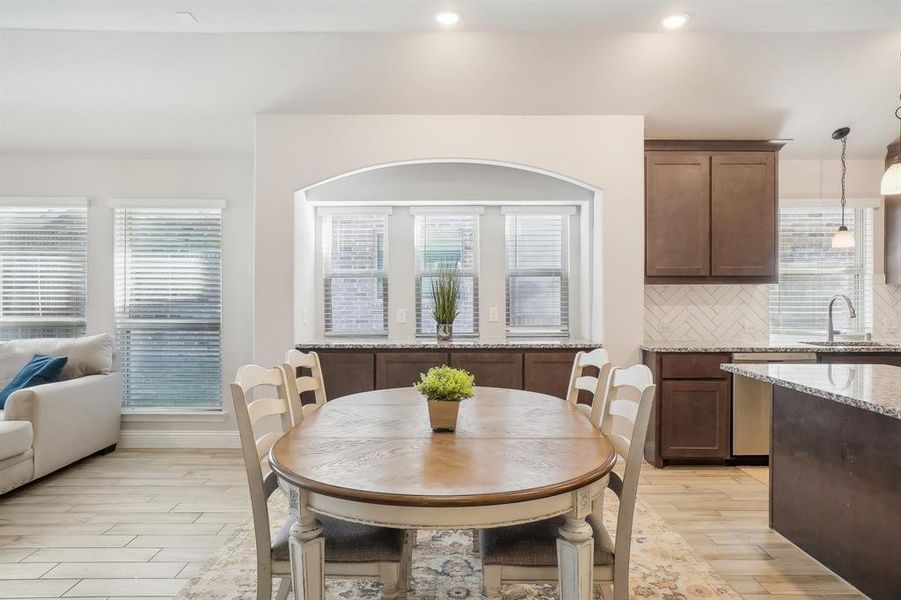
[252, 114, 644, 367]
[292, 159, 603, 343]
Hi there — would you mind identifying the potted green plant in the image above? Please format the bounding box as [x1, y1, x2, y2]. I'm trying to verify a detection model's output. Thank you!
[414, 365, 474, 432]
[430, 263, 461, 341]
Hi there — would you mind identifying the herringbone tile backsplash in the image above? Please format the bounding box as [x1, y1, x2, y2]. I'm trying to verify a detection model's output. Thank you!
[645, 283, 901, 342]
[644, 285, 770, 342]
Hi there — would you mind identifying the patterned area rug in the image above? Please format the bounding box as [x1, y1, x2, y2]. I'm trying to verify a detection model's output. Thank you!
[175, 491, 738, 599]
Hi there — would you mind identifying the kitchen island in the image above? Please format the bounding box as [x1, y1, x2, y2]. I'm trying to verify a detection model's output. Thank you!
[721, 362, 901, 600]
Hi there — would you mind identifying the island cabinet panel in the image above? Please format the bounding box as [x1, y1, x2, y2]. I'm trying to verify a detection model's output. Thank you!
[710, 152, 777, 278]
[376, 352, 449, 389]
[524, 352, 578, 400]
[450, 352, 523, 389]
[645, 151, 711, 277]
[817, 352, 901, 367]
[660, 379, 731, 460]
[315, 352, 375, 402]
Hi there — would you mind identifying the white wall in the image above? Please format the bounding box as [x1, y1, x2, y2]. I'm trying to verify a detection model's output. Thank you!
[255, 115, 645, 367]
[0, 154, 253, 446]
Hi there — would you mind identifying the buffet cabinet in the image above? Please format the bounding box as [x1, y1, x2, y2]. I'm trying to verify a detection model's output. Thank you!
[295, 345, 601, 404]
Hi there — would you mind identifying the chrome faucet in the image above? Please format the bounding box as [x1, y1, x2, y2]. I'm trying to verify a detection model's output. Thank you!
[827, 294, 857, 342]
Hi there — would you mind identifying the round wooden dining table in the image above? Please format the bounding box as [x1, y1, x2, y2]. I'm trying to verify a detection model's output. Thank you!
[269, 386, 617, 599]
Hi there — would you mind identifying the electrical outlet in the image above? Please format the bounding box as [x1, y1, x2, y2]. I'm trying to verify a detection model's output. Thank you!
[303, 307, 308, 324]
[489, 307, 499, 322]
[396, 308, 407, 324]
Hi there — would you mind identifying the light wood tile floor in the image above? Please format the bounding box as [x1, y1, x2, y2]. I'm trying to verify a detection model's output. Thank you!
[0, 450, 867, 599]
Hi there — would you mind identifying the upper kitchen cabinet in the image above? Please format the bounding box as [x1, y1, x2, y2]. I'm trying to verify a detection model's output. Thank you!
[645, 140, 785, 284]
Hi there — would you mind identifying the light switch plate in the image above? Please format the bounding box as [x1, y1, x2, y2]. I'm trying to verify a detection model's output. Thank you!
[489, 307, 499, 322]
[396, 308, 407, 324]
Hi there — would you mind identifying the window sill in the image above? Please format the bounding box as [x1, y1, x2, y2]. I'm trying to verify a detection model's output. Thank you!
[121, 409, 227, 423]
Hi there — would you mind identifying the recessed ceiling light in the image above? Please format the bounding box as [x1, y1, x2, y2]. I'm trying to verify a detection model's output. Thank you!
[436, 11, 461, 26]
[661, 14, 689, 29]
[176, 11, 198, 25]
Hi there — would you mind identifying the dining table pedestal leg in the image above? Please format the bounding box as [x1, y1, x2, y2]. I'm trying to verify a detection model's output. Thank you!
[557, 489, 594, 600]
[287, 487, 325, 600]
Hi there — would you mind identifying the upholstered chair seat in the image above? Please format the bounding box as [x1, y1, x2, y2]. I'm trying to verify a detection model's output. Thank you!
[271, 516, 406, 563]
[480, 514, 614, 567]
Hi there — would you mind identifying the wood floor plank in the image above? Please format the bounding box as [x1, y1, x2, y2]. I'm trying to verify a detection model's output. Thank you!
[42, 562, 186, 579]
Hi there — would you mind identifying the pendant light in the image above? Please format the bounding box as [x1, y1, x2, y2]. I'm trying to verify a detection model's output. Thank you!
[881, 94, 901, 196]
[831, 127, 855, 249]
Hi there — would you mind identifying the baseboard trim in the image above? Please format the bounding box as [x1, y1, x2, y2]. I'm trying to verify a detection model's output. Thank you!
[119, 430, 241, 449]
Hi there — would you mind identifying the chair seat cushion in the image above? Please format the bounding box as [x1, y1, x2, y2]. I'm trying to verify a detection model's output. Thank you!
[480, 514, 614, 567]
[272, 515, 405, 563]
[0, 420, 34, 461]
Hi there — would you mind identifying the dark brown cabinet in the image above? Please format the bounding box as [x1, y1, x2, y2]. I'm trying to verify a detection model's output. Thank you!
[645, 152, 710, 277]
[315, 352, 375, 401]
[711, 152, 777, 277]
[450, 352, 523, 389]
[524, 352, 578, 400]
[644, 351, 732, 466]
[645, 141, 783, 284]
[660, 379, 731, 460]
[376, 352, 448, 389]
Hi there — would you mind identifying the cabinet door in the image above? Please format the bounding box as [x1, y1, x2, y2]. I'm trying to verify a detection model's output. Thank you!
[818, 353, 901, 367]
[315, 352, 375, 402]
[523, 352, 578, 400]
[711, 152, 777, 278]
[645, 152, 711, 277]
[376, 352, 449, 389]
[661, 379, 731, 459]
[450, 352, 523, 389]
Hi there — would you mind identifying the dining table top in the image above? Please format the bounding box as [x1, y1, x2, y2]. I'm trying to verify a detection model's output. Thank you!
[269, 386, 618, 508]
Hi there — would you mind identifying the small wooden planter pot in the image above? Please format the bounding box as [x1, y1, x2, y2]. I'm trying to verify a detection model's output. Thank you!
[426, 399, 461, 432]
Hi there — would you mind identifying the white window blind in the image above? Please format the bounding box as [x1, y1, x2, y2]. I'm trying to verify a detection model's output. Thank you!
[0, 206, 87, 340]
[322, 213, 388, 336]
[505, 212, 570, 336]
[769, 207, 873, 338]
[115, 208, 222, 408]
[415, 213, 479, 336]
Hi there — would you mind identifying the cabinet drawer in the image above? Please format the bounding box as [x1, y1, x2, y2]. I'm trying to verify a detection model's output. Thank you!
[661, 353, 731, 379]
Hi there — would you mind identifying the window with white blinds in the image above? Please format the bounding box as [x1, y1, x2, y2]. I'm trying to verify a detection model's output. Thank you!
[115, 207, 222, 408]
[0, 206, 87, 341]
[321, 213, 388, 336]
[415, 213, 479, 336]
[769, 207, 873, 338]
[504, 211, 570, 336]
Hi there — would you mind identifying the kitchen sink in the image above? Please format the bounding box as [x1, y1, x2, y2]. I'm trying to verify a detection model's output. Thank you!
[801, 340, 900, 348]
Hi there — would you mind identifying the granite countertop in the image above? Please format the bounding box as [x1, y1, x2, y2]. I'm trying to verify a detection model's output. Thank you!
[296, 338, 602, 350]
[640, 340, 901, 353]
[721, 362, 901, 420]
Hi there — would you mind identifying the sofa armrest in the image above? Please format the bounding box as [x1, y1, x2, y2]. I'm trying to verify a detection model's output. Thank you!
[4, 373, 121, 479]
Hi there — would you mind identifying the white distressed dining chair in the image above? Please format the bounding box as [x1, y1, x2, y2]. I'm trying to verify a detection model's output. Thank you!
[230, 364, 413, 600]
[565, 348, 613, 423]
[479, 364, 656, 600]
[282, 349, 328, 421]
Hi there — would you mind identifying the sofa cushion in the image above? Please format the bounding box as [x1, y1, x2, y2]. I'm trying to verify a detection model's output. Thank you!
[0, 334, 114, 387]
[0, 355, 68, 410]
[0, 420, 34, 461]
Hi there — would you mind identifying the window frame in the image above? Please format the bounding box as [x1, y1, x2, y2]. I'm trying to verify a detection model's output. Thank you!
[113, 200, 224, 410]
[413, 208, 481, 338]
[0, 198, 88, 341]
[503, 207, 572, 337]
[319, 208, 390, 337]
[769, 205, 874, 339]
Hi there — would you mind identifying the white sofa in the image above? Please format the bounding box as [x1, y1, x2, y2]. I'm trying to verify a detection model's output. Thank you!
[0, 334, 121, 494]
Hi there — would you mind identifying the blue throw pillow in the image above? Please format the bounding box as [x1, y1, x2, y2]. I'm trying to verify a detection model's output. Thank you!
[0, 354, 69, 409]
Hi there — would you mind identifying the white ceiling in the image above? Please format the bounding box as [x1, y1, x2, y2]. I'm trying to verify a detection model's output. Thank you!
[0, 2, 899, 158]
[2, 1, 899, 33]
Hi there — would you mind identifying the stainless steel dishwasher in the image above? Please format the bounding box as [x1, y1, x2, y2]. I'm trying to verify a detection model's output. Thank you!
[731, 352, 817, 457]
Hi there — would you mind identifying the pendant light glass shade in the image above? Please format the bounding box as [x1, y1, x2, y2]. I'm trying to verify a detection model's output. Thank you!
[831, 226, 855, 248]
[881, 159, 901, 195]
